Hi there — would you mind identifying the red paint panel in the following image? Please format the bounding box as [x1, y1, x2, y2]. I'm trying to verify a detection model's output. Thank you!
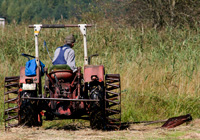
[57, 107, 71, 116]
[49, 70, 73, 80]
[84, 65, 104, 82]
[19, 67, 39, 83]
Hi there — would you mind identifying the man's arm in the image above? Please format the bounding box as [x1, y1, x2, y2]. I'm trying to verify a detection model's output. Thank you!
[65, 49, 77, 72]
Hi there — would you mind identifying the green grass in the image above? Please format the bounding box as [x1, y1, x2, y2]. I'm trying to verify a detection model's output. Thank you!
[0, 89, 4, 125]
[0, 20, 199, 125]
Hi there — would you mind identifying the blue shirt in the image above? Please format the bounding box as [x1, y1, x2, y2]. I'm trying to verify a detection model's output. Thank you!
[52, 45, 77, 72]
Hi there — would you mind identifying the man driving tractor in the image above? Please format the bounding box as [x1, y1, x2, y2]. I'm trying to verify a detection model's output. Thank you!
[52, 34, 77, 72]
[4, 24, 121, 130]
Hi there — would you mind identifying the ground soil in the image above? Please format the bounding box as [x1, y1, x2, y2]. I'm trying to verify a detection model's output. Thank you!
[0, 119, 199, 140]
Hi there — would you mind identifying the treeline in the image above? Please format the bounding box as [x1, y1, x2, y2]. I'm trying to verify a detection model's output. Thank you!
[0, 0, 127, 24]
[0, 0, 102, 23]
[125, 0, 200, 28]
[0, 0, 200, 28]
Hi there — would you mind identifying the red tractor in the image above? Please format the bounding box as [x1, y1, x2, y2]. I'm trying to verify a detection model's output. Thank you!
[4, 24, 121, 130]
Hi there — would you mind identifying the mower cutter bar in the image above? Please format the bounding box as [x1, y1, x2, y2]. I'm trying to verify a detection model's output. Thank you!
[29, 24, 92, 28]
[21, 97, 99, 102]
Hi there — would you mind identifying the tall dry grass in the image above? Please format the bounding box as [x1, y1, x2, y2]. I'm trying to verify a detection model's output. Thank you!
[0, 21, 199, 124]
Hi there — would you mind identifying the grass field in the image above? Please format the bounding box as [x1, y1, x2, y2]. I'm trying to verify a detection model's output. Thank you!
[0, 21, 199, 126]
[0, 119, 200, 140]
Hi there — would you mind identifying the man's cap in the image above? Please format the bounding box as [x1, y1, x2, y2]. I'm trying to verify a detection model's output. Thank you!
[65, 34, 76, 44]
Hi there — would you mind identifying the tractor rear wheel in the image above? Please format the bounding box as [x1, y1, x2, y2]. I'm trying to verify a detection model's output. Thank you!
[4, 76, 20, 130]
[105, 74, 121, 130]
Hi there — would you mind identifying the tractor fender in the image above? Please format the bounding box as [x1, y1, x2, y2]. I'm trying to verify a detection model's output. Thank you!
[84, 65, 104, 82]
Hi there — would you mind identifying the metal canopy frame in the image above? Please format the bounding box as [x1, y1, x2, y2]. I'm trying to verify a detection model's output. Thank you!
[29, 24, 92, 66]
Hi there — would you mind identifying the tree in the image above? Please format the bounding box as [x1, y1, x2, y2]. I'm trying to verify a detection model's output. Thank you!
[54, 3, 68, 20]
[125, 0, 200, 28]
[0, 0, 127, 23]
[6, 1, 22, 22]
[0, 0, 8, 17]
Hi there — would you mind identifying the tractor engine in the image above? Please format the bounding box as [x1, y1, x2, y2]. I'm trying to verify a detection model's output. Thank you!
[46, 66, 84, 117]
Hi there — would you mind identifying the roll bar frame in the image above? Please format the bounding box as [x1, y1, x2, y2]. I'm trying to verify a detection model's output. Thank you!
[29, 24, 92, 66]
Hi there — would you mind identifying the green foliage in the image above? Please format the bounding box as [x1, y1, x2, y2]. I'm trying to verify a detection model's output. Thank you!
[125, 0, 200, 28]
[0, 0, 68, 22]
[1, 0, 200, 29]
[0, 0, 105, 23]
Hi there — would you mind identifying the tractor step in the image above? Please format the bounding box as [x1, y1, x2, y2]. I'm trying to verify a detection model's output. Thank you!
[4, 76, 20, 130]
[105, 74, 121, 130]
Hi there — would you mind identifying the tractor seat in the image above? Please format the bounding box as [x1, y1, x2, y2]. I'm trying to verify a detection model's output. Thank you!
[49, 64, 74, 80]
